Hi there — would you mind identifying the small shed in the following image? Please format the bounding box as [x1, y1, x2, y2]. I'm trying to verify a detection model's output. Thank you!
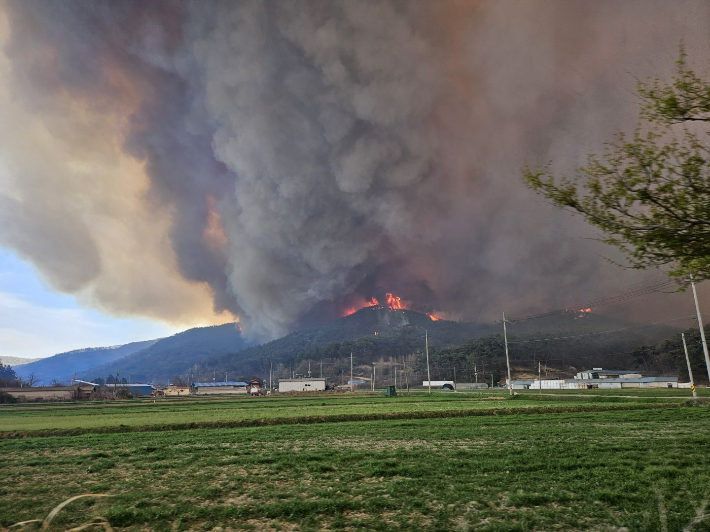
[247, 380, 261, 395]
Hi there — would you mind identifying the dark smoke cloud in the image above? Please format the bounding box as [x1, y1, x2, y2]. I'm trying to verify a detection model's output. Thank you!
[0, 0, 709, 339]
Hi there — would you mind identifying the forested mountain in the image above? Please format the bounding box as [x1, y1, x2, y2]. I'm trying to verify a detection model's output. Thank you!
[14, 340, 159, 385]
[75, 323, 249, 383]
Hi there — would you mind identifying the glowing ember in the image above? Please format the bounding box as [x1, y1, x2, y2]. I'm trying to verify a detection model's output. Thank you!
[343, 307, 357, 317]
[367, 297, 379, 306]
[579, 308, 591, 313]
[427, 313, 440, 321]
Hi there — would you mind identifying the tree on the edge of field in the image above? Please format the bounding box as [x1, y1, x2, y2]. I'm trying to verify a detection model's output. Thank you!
[0, 363, 18, 386]
[524, 47, 710, 281]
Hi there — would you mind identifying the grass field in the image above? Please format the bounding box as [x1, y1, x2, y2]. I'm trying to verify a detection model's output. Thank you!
[1, 392, 709, 531]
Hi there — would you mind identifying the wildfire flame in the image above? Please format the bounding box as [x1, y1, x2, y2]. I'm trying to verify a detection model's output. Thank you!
[385, 293, 405, 309]
[579, 308, 591, 313]
[427, 313, 440, 321]
[341, 292, 420, 317]
[341, 296, 381, 317]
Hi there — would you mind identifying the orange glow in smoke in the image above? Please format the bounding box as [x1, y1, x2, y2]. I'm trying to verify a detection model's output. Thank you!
[427, 313, 440, 321]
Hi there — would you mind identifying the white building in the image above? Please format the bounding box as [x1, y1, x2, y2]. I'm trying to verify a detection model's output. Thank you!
[278, 378, 326, 393]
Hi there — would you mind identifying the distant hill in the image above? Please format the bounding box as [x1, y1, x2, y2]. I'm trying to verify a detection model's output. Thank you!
[197, 306, 680, 379]
[76, 323, 251, 383]
[0, 356, 41, 367]
[15, 340, 159, 385]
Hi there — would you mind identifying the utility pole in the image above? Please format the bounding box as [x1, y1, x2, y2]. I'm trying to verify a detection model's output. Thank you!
[690, 274, 710, 382]
[682, 333, 698, 399]
[474, 364, 478, 384]
[320, 360, 323, 378]
[404, 358, 410, 394]
[269, 361, 272, 394]
[502, 312, 512, 396]
[425, 329, 432, 394]
[350, 352, 353, 392]
[453, 367, 456, 391]
[372, 363, 376, 391]
[394, 359, 397, 388]
[225, 373, 227, 382]
[308, 360, 311, 378]
[538, 361, 541, 395]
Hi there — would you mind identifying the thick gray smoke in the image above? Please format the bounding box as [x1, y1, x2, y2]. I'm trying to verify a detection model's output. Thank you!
[1, 0, 709, 338]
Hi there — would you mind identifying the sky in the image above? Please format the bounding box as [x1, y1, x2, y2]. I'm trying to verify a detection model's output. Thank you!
[1, 0, 710, 359]
[0, 247, 181, 359]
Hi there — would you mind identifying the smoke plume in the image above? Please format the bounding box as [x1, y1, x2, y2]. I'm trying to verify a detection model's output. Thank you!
[0, 0, 708, 339]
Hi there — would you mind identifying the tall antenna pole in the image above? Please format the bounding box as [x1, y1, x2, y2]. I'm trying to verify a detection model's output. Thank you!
[538, 361, 541, 395]
[269, 361, 272, 394]
[425, 329, 432, 394]
[682, 333, 697, 399]
[350, 352, 353, 392]
[690, 274, 710, 381]
[503, 312, 512, 396]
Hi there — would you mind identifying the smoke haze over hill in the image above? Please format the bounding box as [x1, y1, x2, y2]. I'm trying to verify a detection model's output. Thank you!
[0, 1, 709, 340]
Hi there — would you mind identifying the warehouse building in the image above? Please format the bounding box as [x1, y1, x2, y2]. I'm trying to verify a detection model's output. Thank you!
[278, 378, 326, 393]
[0, 384, 97, 401]
[191, 381, 248, 395]
[508, 368, 679, 390]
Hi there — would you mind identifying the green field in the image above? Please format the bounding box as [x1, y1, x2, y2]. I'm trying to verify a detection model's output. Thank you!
[1, 392, 709, 531]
